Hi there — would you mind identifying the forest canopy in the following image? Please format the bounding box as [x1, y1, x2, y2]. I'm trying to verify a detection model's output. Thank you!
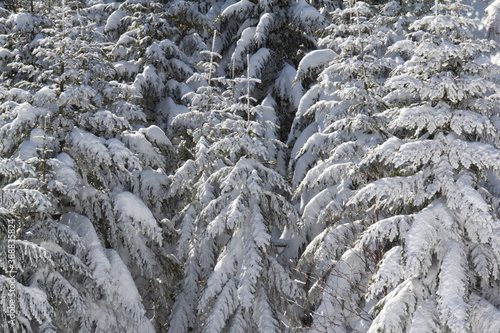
[1, 0, 500, 332]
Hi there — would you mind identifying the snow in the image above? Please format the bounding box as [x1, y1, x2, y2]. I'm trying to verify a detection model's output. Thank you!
[254, 95, 277, 130]
[290, 0, 324, 31]
[0, 103, 47, 155]
[114, 191, 162, 244]
[59, 213, 155, 332]
[29, 128, 45, 146]
[313, 248, 366, 331]
[60, 213, 111, 285]
[3, 276, 53, 324]
[248, 48, 270, 79]
[158, 97, 189, 125]
[121, 131, 163, 169]
[113, 60, 140, 79]
[274, 63, 303, 108]
[138, 169, 169, 206]
[410, 298, 440, 333]
[104, 9, 126, 33]
[368, 280, 418, 333]
[51, 155, 80, 201]
[291, 150, 316, 190]
[437, 240, 470, 332]
[134, 65, 164, 95]
[107, 137, 142, 170]
[0, 48, 12, 60]
[17, 140, 38, 160]
[105, 248, 144, 309]
[8, 88, 32, 102]
[111, 46, 127, 59]
[87, 110, 131, 136]
[255, 13, 274, 45]
[367, 246, 403, 301]
[33, 87, 57, 105]
[56, 152, 76, 169]
[7, 13, 36, 31]
[295, 49, 338, 82]
[171, 57, 193, 77]
[58, 85, 96, 109]
[0, 35, 8, 45]
[470, 293, 500, 332]
[116, 33, 136, 48]
[486, 0, 500, 42]
[138, 125, 172, 148]
[70, 127, 110, 167]
[232, 27, 257, 66]
[220, 0, 255, 20]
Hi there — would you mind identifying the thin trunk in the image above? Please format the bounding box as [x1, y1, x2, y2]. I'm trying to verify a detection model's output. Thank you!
[59, 60, 64, 114]
[246, 54, 251, 124]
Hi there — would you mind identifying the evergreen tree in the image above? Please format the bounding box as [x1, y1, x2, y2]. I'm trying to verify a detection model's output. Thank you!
[168, 56, 301, 332]
[105, 0, 198, 127]
[0, 1, 178, 331]
[210, 0, 326, 141]
[287, 1, 400, 330]
[303, 2, 500, 332]
[485, 0, 500, 43]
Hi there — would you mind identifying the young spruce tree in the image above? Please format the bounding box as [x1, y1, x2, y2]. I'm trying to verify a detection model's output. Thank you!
[307, 1, 500, 332]
[168, 53, 301, 332]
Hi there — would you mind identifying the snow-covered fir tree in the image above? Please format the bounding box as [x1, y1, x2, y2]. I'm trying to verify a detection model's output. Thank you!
[287, 1, 401, 330]
[358, 3, 500, 331]
[301, 1, 500, 332]
[485, 0, 500, 43]
[103, 0, 199, 128]
[208, 0, 326, 141]
[167, 55, 301, 332]
[0, 1, 178, 331]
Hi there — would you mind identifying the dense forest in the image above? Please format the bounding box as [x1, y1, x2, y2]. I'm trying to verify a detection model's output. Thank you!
[1, 0, 500, 332]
